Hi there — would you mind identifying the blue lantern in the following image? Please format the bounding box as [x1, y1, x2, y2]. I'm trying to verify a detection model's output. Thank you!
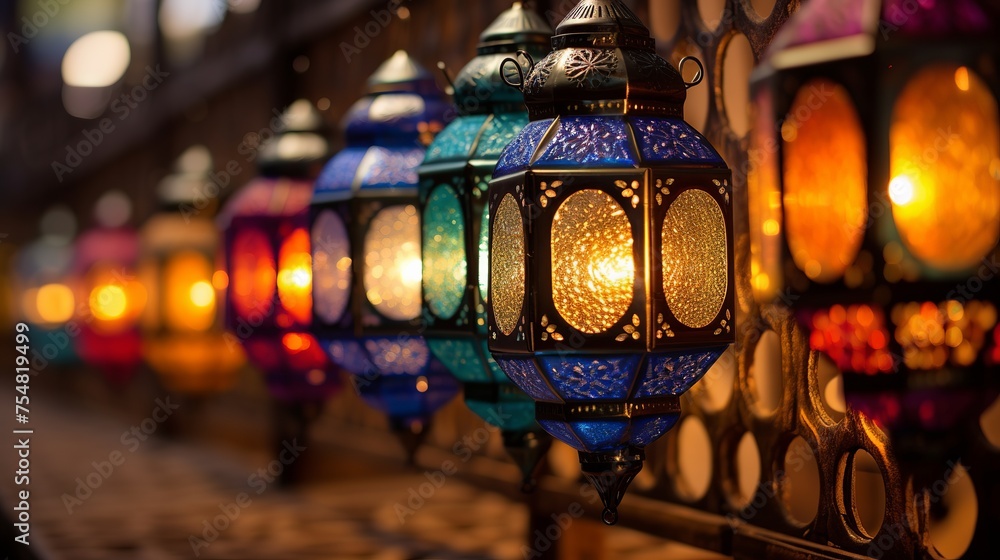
[310, 51, 458, 459]
[488, 0, 735, 523]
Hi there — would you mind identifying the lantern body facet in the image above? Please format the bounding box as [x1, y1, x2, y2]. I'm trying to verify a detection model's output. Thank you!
[488, 0, 735, 523]
[311, 51, 458, 438]
[419, 3, 553, 485]
[72, 226, 146, 384]
[750, 0, 1000, 463]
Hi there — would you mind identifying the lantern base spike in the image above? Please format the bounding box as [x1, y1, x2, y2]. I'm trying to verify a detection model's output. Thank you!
[502, 431, 552, 493]
[579, 447, 644, 526]
[390, 418, 430, 466]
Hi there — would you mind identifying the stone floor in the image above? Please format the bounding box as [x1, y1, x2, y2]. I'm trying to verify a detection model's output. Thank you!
[0, 384, 728, 559]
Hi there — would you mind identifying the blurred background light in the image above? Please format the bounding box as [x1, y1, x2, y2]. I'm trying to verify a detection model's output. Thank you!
[61, 30, 131, 87]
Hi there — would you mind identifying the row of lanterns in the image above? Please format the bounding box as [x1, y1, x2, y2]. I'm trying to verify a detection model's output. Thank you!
[12, 0, 999, 523]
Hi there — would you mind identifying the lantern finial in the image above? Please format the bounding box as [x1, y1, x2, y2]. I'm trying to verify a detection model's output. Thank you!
[580, 448, 644, 525]
[512, 0, 687, 119]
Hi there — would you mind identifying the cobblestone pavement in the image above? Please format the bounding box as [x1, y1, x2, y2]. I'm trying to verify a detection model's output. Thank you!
[0, 389, 727, 559]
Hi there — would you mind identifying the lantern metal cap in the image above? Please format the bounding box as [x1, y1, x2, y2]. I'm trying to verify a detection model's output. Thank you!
[157, 145, 213, 208]
[258, 99, 330, 180]
[502, 0, 693, 120]
[449, 3, 552, 116]
[478, 2, 552, 54]
[367, 50, 440, 96]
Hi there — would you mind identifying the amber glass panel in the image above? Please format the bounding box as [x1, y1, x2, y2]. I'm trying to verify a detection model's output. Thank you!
[663, 189, 728, 328]
[231, 229, 276, 320]
[783, 79, 867, 283]
[363, 205, 422, 321]
[552, 189, 634, 334]
[491, 194, 525, 336]
[164, 251, 215, 333]
[748, 88, 783, 302]
[889, 65, 1000, 272]
[276, 229, 312, 326]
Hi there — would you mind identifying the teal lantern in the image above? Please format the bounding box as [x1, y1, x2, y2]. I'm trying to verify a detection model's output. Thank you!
[419, 2, 553, 490]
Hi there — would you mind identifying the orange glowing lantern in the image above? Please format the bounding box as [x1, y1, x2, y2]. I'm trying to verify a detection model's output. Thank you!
[140, 146, 245, 395]
[750, 0, 999, 469]
[72, 191, 147, 384]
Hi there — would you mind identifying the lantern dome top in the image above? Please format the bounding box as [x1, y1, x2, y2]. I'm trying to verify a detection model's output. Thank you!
[511, 0, 690, 120]
[368, 50, 440, 95]
[258, 99, 330, 180]
[157, 145, 213, 208]
[479, 2, 551, 51]
[451, 3, 552, 116]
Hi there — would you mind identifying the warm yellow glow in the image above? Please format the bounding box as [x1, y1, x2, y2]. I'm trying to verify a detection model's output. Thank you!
[890, 65, 1000, 272]
[783, 79, 867, 283]
[955, 67, 970, 92]
[415, 376, 429, 393]
[748, 88, 783, 303]
[189, 281, 214, 308]
[35, 283, 75, 324]
[164, 252, 215, 333]
[90, 285, 128, 320]
[363, 205, 422, 321]
[663, 189, 728, 329]
[277, 229, 313, 326]
[491, 194, 525, 336]
[888, 175, 915, 206]
[552, 190, 634, 334]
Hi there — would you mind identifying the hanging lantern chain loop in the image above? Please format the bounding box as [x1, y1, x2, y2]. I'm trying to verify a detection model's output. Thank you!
[679, 56, 705, 89]
[500, 50, 536, 91]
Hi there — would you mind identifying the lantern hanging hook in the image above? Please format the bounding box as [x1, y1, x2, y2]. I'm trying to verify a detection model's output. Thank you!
[500, 50, 536, 92]
[679, 56, 705, 89]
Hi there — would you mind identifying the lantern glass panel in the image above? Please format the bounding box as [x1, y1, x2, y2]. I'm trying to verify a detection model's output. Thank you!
[783, 79, 867, 283]
[231, 228, 275, 318]
[422, 185, 467, 319]
[662, 189, 728, 329]
[276, 228, 313, 325]
[164, 251, 215, 332]
[491, 193, 526, 336]
[748, 88, 783, 302]
[363, 204, 422, 321]
[311, 209, 351, 324]
[551, 189, 634, 334]
[889, 65, 1000, 272]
